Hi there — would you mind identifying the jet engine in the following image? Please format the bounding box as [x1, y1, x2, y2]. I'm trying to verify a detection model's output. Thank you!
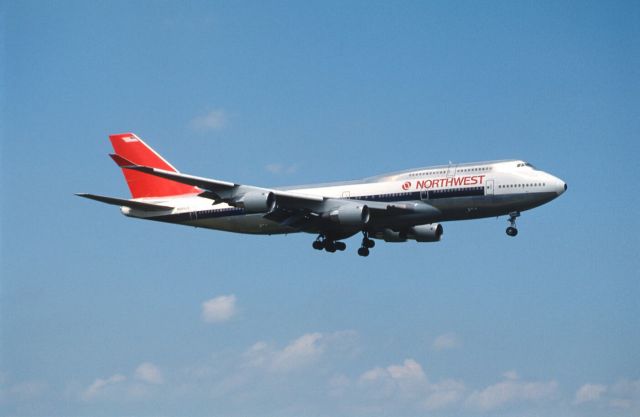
[328, 204, 370, 226]
[377, 229, 407, 242]
[374, 223, 443, 243]
[235, 191, 276, 213]
[408, 223, 443, 242]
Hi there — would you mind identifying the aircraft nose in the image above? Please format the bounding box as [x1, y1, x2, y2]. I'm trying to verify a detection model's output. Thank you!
[555, 177, 567, 196]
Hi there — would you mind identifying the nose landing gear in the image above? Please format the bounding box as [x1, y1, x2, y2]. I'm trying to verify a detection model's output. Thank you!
[506, 211, 520, 237]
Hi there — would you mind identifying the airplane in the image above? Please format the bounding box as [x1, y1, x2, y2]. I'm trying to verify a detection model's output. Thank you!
[77, 133, 567, 256]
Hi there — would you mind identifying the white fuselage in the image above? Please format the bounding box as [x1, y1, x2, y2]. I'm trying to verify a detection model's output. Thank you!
[122, 159, 566, 236]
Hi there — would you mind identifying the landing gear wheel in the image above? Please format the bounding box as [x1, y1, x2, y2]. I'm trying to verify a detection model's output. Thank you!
[312, 234, 326, 250]
[360, 231, 375, 251]
[506, 211, 520, 237]
[324, 240, 337, 253]
[358, 247, 370, 257]
[335, 241, 347, 251]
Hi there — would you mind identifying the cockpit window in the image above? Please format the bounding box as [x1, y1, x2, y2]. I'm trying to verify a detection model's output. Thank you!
[517, 162, 536, 169]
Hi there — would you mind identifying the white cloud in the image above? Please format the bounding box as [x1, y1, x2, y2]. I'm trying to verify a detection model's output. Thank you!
[575, 383, 607, 404]
[609, 379, 640, 410]
[357, 359, 466, 410]
[388, 359, 426, 380]
[80, 363, 164, 402]
[265, 163, 299, 175]
[424, 379, 466, 410]
[189, 109, 227, 132]
[360, 359, 426, 383]
[244, 333, 323, 372]
[271, 332, 324, 372]
[571, 379, 640, 412]
[432, 332, 461, 351]
[134, 362, 164, 385]
[359, 358, 427, 400]
[201, 294, 237, 323]
[243, 341, 271, 368]
[466, 372, 558, 411]
[81, 374, 126, 401]
[243, 331, 357, 373]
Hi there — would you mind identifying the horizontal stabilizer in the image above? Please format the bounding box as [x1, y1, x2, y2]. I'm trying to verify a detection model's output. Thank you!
[75, 193, 173, 211]
[109, 153, 136, 167]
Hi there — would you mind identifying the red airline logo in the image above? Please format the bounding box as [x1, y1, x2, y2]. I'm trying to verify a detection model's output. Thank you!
[402, 175, 486, 190]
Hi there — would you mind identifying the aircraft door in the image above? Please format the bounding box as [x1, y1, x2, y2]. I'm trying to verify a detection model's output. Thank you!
[486, 180, 494, 195]
[447, 164, 457, 177]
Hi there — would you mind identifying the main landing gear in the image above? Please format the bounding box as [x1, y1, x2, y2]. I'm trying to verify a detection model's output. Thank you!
[358, 232, 375, 257]
[312, 232, 375, 256]
[312, 235, 347, 253]
[506, 211, 520, 237]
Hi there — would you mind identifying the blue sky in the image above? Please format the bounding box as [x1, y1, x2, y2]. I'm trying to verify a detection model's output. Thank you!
[1, 1, 639, 416]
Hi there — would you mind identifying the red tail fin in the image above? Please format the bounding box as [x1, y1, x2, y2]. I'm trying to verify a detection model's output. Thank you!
[109, 133, 199, 199]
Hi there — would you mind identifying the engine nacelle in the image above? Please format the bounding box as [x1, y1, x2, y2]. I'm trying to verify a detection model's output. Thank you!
[374, 224, 443, 243]
[328, 204, 370, 227]
[373, 229, 407, 242]
[235, 191, 276, 213]
[408, 223, 443, 242]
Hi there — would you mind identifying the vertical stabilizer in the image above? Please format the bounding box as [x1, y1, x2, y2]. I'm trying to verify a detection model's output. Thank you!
[109, 133, 199, 198]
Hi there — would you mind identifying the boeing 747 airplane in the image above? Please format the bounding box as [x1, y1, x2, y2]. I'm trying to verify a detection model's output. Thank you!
[78, 133, 567, 256]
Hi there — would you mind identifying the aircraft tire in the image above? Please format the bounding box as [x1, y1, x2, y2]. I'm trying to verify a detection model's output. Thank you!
[325, 241, 337, 252]
[358, 247, 370, 257]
